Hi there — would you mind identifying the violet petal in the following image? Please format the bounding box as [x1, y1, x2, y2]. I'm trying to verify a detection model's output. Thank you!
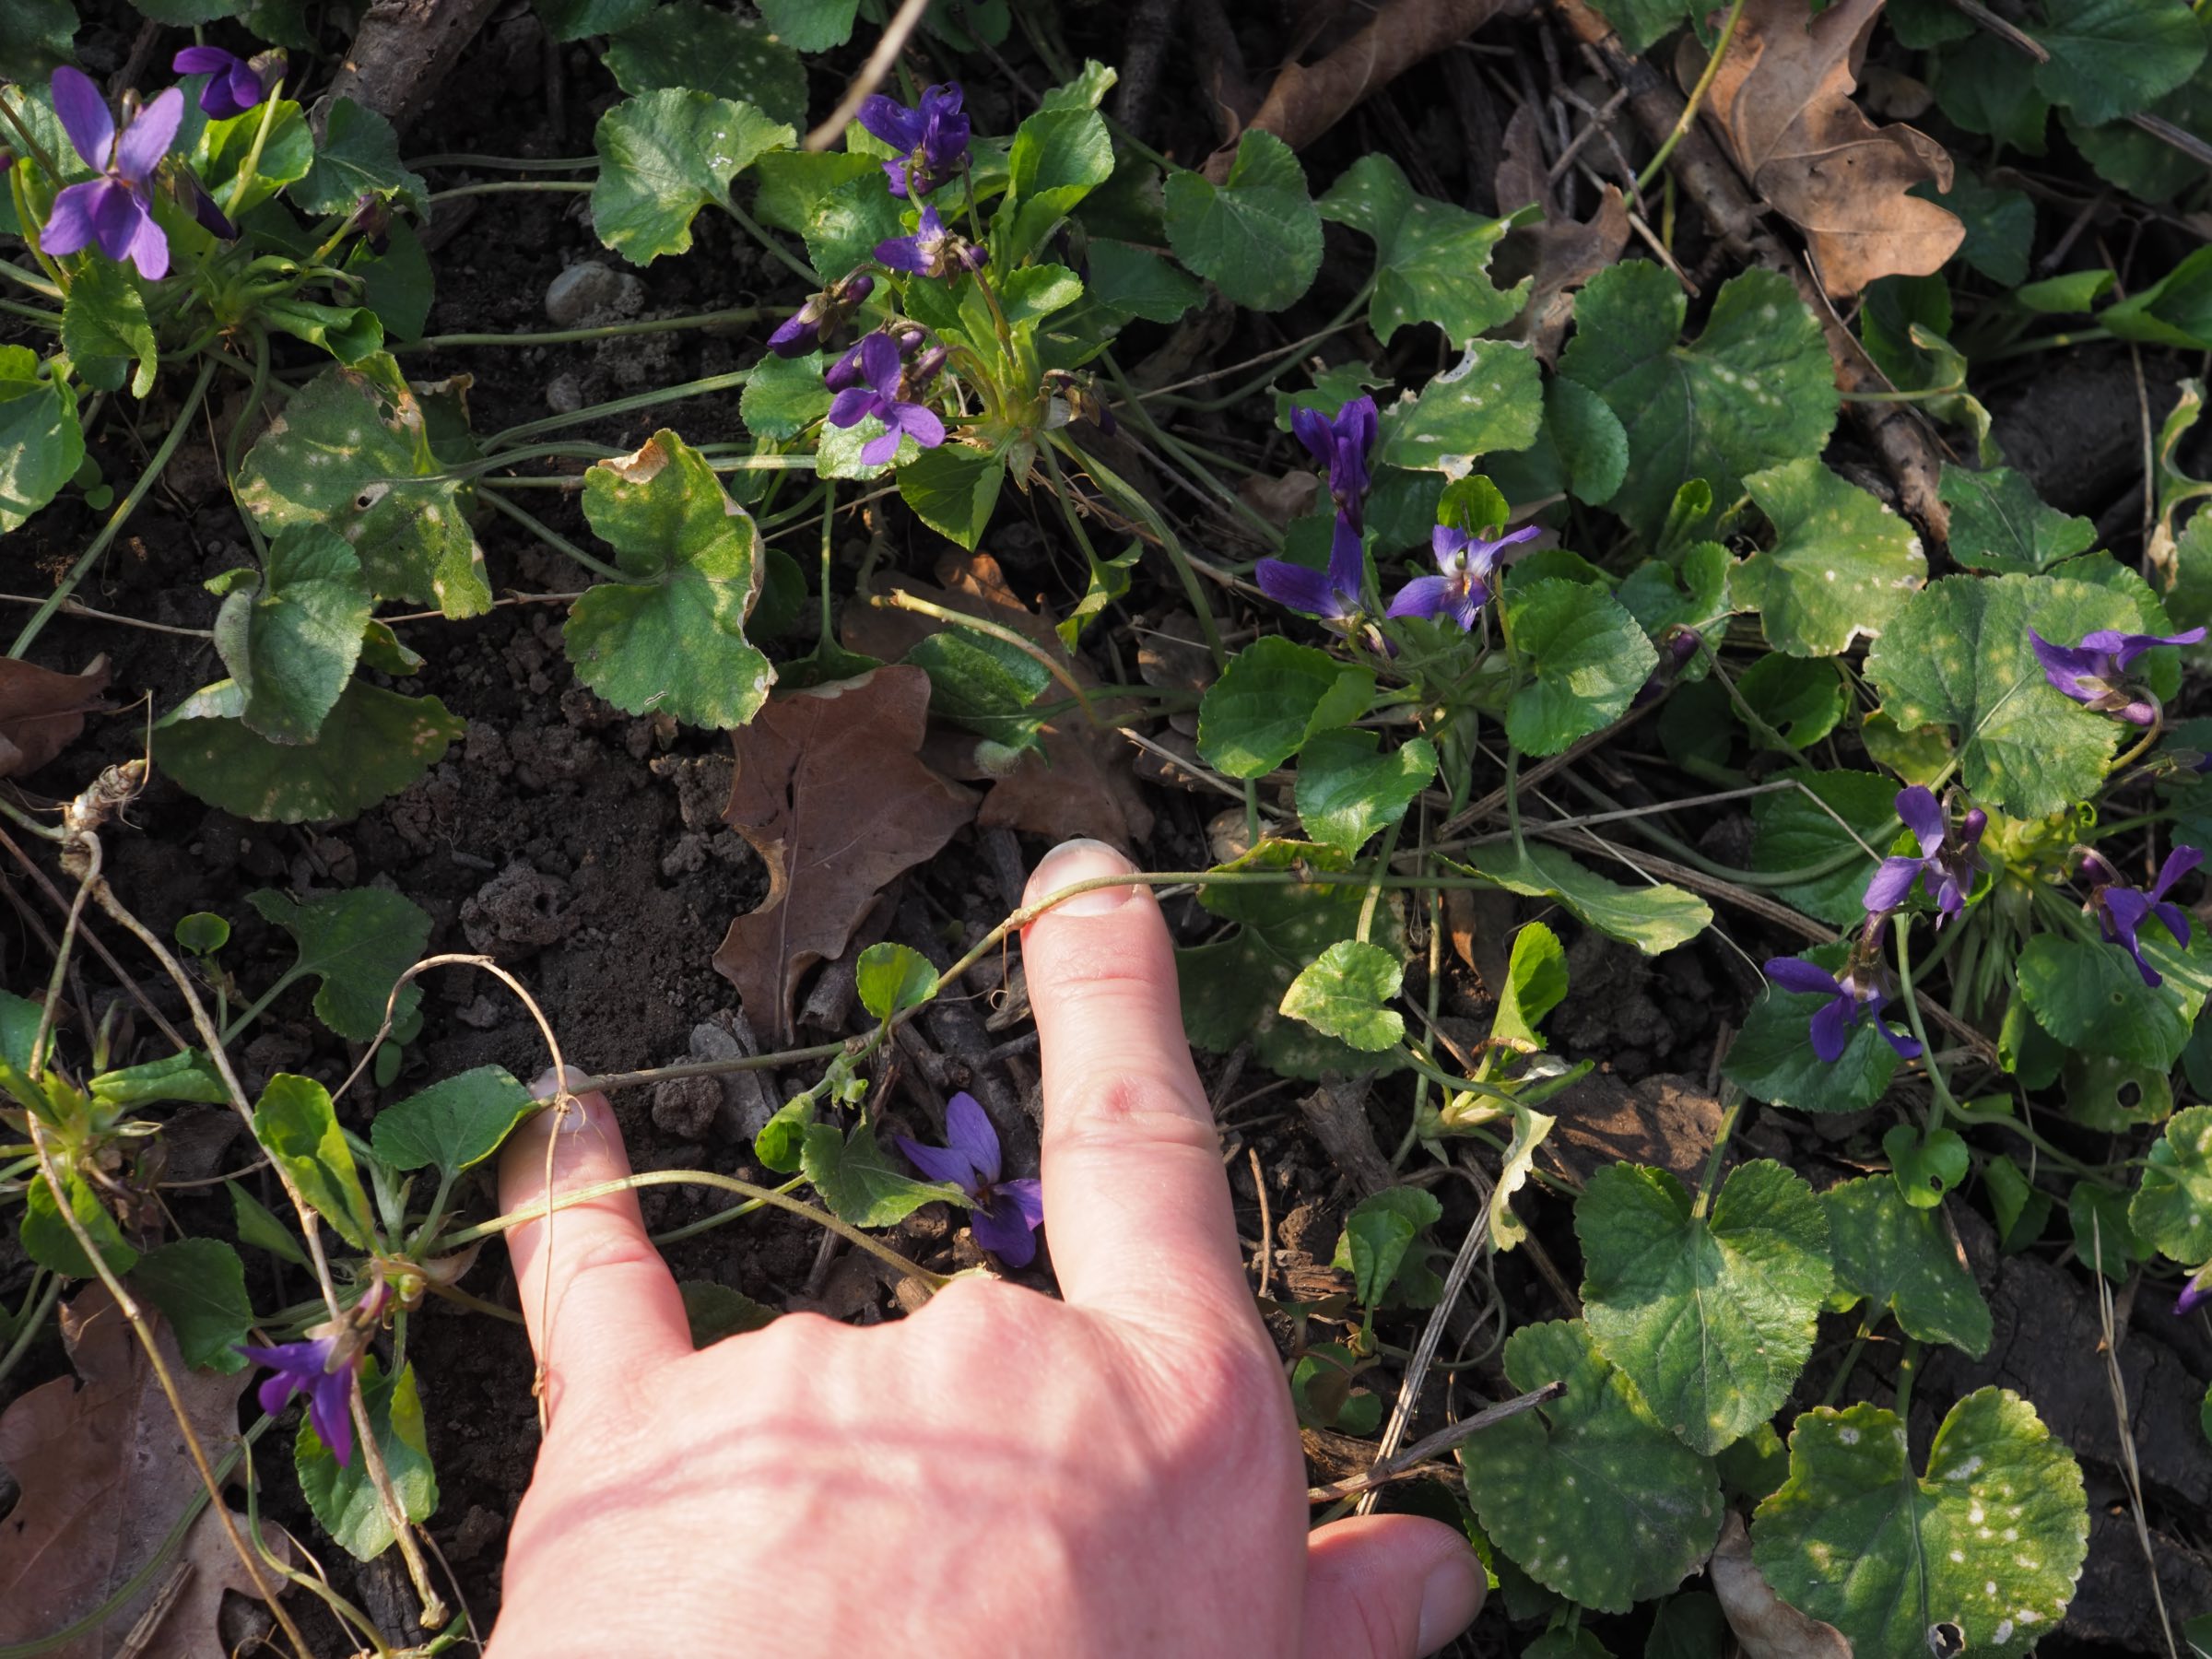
[50, 66, 112, 171]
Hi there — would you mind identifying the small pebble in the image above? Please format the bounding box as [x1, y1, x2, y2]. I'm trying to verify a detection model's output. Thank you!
[544, 260, 643, 326]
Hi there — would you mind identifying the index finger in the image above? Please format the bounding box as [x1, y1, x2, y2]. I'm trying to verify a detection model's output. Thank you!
[1021, 839, 1254, 1335]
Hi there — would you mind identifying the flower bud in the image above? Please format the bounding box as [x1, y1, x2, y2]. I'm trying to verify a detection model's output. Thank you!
[911, 345, 948, 384]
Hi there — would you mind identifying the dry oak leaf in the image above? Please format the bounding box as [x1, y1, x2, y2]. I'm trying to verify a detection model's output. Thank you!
[840, 551, 1156, 853]
[713, 665, 976, 1042]
[1493, 104, 1631, 363]
[1699, 0, 1963, 297]
[0, 1284, 288, 1659]
[1709, 1511, 1852, 1659]
[0, 654, 110, 780]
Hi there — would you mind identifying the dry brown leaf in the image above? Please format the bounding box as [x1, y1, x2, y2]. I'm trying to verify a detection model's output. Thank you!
[713, 666, 976, 1041]
[0, 1284, 287, 1658]
[841, 552, 1156, 853]
[1710, 1511, 1853, 1658]
[0, 655, 110, 781]
[1202, 0, 1519, 180]
[1700, 0, 1963, 297]
[1493, 105, 1632, 362]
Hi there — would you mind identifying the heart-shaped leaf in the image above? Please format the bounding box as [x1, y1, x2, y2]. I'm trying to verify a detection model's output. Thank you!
[1281, 939, 1406, 1053]
[1162, 130, 1321, 312]
[297, 1357, 436, 1559]
[1505, 578, 1658, 754]
[1751, 1389, 2089, 1656]
[61, 259, 157, 397]
[1748, 770, 1898, 927]
[154, 677, 463, 823]
[0, 345, 84, 532]
[1294, 729, 1437, 858]
[1331, 1187, 1442, 1306]
[592, 88, 793, 264]
[129, 1239, 253, 1372]
[211, 526, 371, 745]
[1316, 153, 1527, 345]
[1377, 339, 1544, 476]
[1732, 458, 1927, 657]
[2017, 934, 2194, 1069]
[1461, 1319, 1724, 1613]
[855, 942, 939, 1022]
[371, 1065, 535, 1179]
[295, 98, 425, 216]
[1724, 943, 1903, 1112]
[2129, 1103, 2212, 1263]
[1823, 1175, 1992, 1355]
[1196, 637, 1372, 779]
[249, 887, 430, 1044]
[1577, 1160, 1832, 1455]
[1939, 463, 2096, 575]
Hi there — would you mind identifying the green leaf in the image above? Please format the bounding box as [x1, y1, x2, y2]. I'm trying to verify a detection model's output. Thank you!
[1162, 131, 1322, 312]
[88, 1050, 230, 1108]
[21, 1169, 138, 1277]
[61, 259, 156, 397]
[2129, 1103, 2212, 1263]
[130, 1239, 253, 1372]
[563, 430, 774, 729]
[1646, 1594, 1729, 1659]
[2069, 70, 2212, 201]
[349, 221, 435, 345]
[0, 0, 75, 79]
[1546, 376, 1630, 508]
[802, 1119, 953, 1227]
[1887, 1122, 1970, 1207]
[2103, 244, 2212, 350]
[298, 1358, 437, 1559]
[1559, 265, 1837, 540]
[2018, 934, 2192, 1069]
[253, 1073, 379, 1249]
[371, 1065, 535, 1177]
[1736, 654, 1846, 748]
[680, 1279, 781, 1346]
[124, 0, 225, 18]
[1748, 770, 1896, 927]
[536, 0, 655, 39]
[229, 1181, 309, 1267]
[739, 348, 833, 440]
[191, 98, 314, 217]
[1725, 944, 1903, 1112]
[800, 170, 907, 286]
[855, 942, 939, 1022]
[211, 526, 372, 745]
[0, 345, 84, 532]
[905, 629, 1050, 747]
[1824, 1176, 1993, 1356]
[2031, 0, 2206, 125]
[1281, 939, 1406, 1053]
[1196, 637, 1373, 779]
[1751, 1389, 2089, 1656]
[154, 677, 463, 823]
[1085, 239, 1205, 324]
[1487, 1100, 1558, 1254]
[1939, 463, 2097, 575]
[1316, 153, 1526, 345]
[1294, 729, 1437, 858]
[750, 148, 877, 237]
[1732, 459, 1927, 657]
[295, 98, 426, 217]
[1578, 1160, 1831, 1455]
[1914, 170, 2034, 288]
[754, 1094, 813, 1173]
[756, 0, 859, 49]
[249, 887, 430, 1044]
[2072, 1179, 2153, 1278]
[592, 88, 794, 264]
[604, 1, 806, 129]
[1460, 841, 1712, 956]
[1584, 0, 1691, 52]
[1865, 572, 2148, 818]
[235, 354, 489, 617]
[260, 296, 385, 368]
[1001, 105, 1113, 264]
[1376, 340, 1544, 476]
[1504, 579, 1657, 755]
[896, 444, 1005, 551]
[1331, 1187, 1442, 1306]
[1493, 922, 1568, 1051]
[1179, 841, 1406, 1080]
[1461, 1319, 1724, 1613]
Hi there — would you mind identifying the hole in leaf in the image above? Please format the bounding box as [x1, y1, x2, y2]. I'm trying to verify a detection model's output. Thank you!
[2118, 1080, 2143, 1109]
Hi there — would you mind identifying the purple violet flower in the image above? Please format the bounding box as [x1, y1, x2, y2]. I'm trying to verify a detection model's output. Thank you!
[2178, 1262, 2210, 1316]
[1632, 625, 1704, 708]
[1863, 786, 1986, 925]
[40, 67, 183, 280]
[1384, 522, 1540, 629]
[2080, 845, 2202, 986]
[1256, 512, 1364, 624]
[1290, 396, 1379, 530]
[856, 82, 971, 199]
[238, 1335, 356, 1464]
[171, 45, 275, 120]
[827, 330, 946, 466]
[768, 271, 875, 358]
[1762, 949, 1923, 1065]
[2030, 626, 2206, 725]
[875, 203, 986, 279]
[893, 1090, 1043, 1265]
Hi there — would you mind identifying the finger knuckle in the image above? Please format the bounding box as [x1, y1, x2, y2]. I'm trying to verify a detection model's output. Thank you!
[1053, 1068, 1216, 1157]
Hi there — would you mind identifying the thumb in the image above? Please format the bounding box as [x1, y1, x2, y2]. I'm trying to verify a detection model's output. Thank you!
[1302, 1514, 1488, 1659]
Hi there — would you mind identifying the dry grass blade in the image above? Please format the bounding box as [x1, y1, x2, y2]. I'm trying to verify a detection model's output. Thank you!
[2092, 1246, 2181, 1659]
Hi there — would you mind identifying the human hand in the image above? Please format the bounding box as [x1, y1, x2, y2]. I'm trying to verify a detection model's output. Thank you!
[487, 839, 1487, 1657]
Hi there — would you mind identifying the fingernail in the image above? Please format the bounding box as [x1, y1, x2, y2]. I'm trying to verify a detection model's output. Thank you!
[1414, 1549, 1485, 1654]
[1025, 838, 1139, 916]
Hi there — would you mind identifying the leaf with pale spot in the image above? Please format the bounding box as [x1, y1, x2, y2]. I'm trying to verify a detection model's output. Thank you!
[211, 526, 371, 745]
[1578, 1160, 1831, 1455]
[1377, 340, 1544, 476]
[562, 430, 774, 730]
[1939, 463, 2096, 576]
[1462, 1319, 1724, 1613]
[1281, 939, 1406, 1053]
[1733, 458, 1926, 657]
[235, 354, 489, 617]
[2128, 1103, 2212, 1264]
[592, 88, 794, 264]
[1751, 1389, 2089, 1657]
[604, 0, 806, 128]
[1823, 1176, 1992, 1356]
[1865, 572, 2148, 818]
[1317, 154, 1526, 345]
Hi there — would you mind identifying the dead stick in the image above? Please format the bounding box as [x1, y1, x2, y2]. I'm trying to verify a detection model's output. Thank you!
[1307, 1381, 1567, 1502]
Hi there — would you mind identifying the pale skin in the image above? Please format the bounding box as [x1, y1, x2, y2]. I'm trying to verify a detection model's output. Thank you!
[487, 839, 1487, 1657]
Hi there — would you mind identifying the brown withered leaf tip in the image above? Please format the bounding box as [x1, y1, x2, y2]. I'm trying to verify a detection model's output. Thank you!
[0, 654, 110, 782]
